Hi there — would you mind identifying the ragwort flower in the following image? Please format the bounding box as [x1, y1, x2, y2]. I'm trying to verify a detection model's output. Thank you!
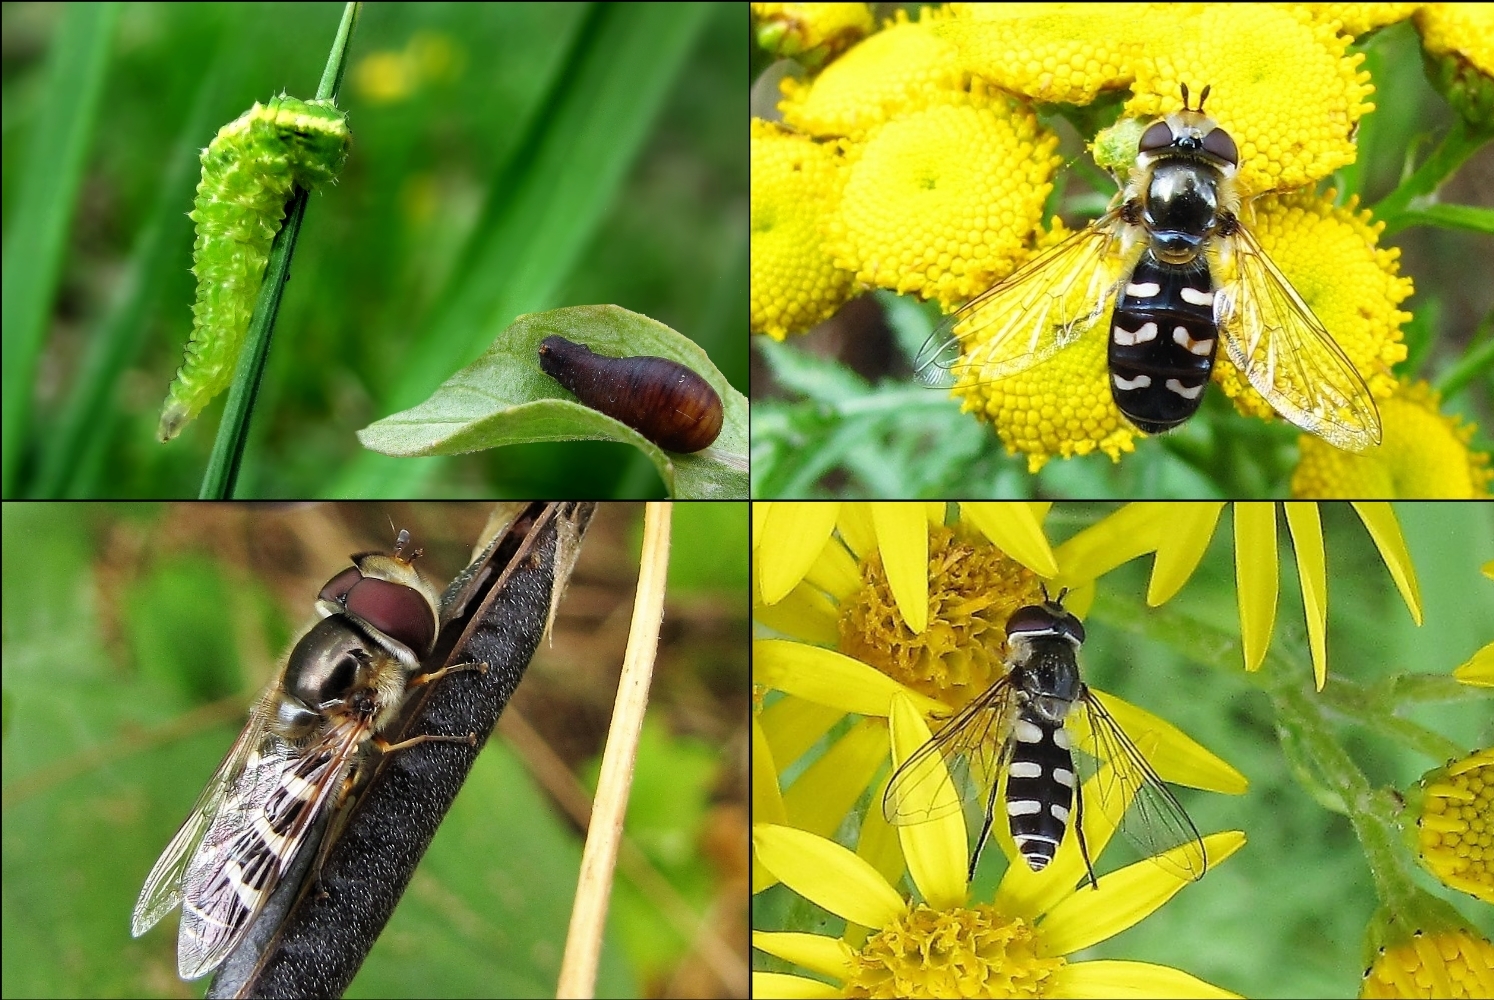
[752, 502, 1245, 859]
[1415, 3, 1494, 129]
[752, 694, 1246, 1000]
[750, 120, 855, 340]
[1291, 380, 1494, 499]
[1359, 904, 1494, 999]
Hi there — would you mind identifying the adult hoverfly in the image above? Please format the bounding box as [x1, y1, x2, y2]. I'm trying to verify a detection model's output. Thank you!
[131, 530, 485, 980]
[882, 591, 1207, 886]
[918, 85, 1381, 452]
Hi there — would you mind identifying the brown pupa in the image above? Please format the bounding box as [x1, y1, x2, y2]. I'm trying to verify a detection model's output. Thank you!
[537, 335, 724, 453]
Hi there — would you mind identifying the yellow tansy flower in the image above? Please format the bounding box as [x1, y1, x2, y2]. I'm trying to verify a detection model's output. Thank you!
[1125, 4, 1374, 196]
[952, 271, 1142, 471]
[777, 8, 965, 140]
[1416, 3, 1494, 128]
[1302, 3, 1422, 39]
[750, 119, 855, 340]
[827, 84, 1061, 309]
[752, 2, 876, 68]
[1291, 381, 1494, 498]
[935, 3, 1152, 106]
[1409, 748, 1494, 904]
[1210, 190, 1410, 426]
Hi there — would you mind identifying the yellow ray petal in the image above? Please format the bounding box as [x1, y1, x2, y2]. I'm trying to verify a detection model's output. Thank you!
[1052, 959, 1242, 999]
[872, 502, 930, 634]
[888, 692, 968, 909]
[751, 971, 841, 999]
[1284, 502, 1329, 689]
[753, 639, 946, 717]
[783, 718, 890, 839]
[760, 502, 841, 604]
[1350, 502, 1424, 626]
[751, 931, 855, 983]
[1233, 502, 1279, 673]
[1147, 502, 1225, 606]
[960, 501, 1060, 577]
[753, 823, 906, 928]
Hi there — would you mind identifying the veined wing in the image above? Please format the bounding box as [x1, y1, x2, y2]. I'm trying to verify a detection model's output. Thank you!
[1213, 223, 1381, 452]
[131, 685, 277, 938]
[883, 679, 1016, 827]
[173, 715, 370, 979]
[915, 212, 1134, 389]
[1070, 689, 1207, 882]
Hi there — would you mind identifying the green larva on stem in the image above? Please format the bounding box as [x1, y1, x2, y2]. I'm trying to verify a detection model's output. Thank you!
[157, 95, 350, 442]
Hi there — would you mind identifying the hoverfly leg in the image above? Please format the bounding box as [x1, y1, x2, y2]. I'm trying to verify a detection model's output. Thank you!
[407, 659, 490, 689]
[969, 772, 1003, 881]
[1073, 777, 1099, 890]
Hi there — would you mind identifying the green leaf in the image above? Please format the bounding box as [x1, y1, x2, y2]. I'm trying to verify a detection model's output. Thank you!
[356, 305, 747, 498]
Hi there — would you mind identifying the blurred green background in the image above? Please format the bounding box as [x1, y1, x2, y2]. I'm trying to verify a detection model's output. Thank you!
[751, 501, 1494, 999]
[2, 3, 746, 498]
[1, 502, 749, 998]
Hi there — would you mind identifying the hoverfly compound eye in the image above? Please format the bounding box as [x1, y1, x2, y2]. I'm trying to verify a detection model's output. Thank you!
[1201, 125, 1238, 167]
[318, 566, 363, 605]
[1138, 120, 1176, 153]
[342, 576, 436, 656]
[1006, 604, 1060, 638]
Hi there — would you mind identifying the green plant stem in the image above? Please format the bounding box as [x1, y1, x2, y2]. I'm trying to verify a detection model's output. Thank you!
[198, 1, 361, 498]
[1371, 117, 1493, 236]
[1434, 324, 1494, 401]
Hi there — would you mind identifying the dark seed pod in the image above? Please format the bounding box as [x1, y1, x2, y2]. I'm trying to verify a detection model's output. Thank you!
[537, 335, 724, 453]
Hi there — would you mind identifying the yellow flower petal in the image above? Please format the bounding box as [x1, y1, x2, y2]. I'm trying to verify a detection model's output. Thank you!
[754, 639, 946, 718]
[836, 501, 877, 559]
[760, 694, 842, 771]
[888, 692, 968, 909]
[871, 502, 930, 634]
[959, 501, 1060, 577]
[1234, 502, 1280, 673]
[760, 502, 842, 604]
[752, 930, 856, 983]
[805, 534, 863, 602]
[1038, 831, 1245, 956]
[783, 718, 889, 839]
[753, 716, 788, 826]
[1147, 503, 1225, 606]
[1053, 959, 1243, 999]
[753, 823, 907, 928]
[1054, 503, 1165, 589]
[1089, 689, 1249, 794]
[752, 970, 841, 999]
[1285, 502, 1329, 689]
[1350, 502, 1424, 625]
[1453, 642, 1494, 687]
[754, 573, 841, 645]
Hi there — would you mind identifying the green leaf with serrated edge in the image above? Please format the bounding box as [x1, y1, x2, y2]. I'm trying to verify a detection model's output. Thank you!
[356, 305, 747, 499]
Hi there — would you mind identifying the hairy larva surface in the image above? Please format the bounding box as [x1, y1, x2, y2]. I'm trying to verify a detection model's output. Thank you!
[158, 95, 350, 442]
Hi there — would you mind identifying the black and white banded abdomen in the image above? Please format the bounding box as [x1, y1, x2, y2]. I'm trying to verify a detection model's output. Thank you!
[1006, 716, 1078, 871]
[1107, 254, 1219, 434]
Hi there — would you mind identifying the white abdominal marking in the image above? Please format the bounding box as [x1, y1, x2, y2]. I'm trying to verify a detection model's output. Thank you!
[1008, 761, 1043, 779]
[1166, 379, 1205, 399]
[1125, 281, 1161, 297]
[1172, 326, 1215, 356]
[1112, 373, 1153, 391]
[1180, 286, 1214, 306]
[1113, 321, 1159, 346]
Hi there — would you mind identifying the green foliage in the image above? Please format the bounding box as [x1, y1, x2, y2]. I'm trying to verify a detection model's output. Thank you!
[2, 2, 745, 497]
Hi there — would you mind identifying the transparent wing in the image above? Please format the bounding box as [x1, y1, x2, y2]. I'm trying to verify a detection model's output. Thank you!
[1213, 222, 1382, 452]
[883, 679, 1017, 827]
[1070, 689, 1208, 881]
[915, 212, 1135, 389]
[131, 685, 276, 938]
[174, 716, 369, 979]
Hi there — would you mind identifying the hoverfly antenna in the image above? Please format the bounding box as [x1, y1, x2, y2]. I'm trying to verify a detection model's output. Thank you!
[1198, 84, 1211, 110]
[1180, 82, 1190, 110]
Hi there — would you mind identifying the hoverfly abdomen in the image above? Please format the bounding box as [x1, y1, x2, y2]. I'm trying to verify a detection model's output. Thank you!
[537, 335, 724, 453]
[1005, 717, 1078, 872]
[1108, 256, 1219, 433]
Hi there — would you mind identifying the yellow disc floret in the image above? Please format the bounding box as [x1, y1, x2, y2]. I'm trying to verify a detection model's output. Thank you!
[1302, 4, 1421, 38]
[1213, 190, 1409, 422]
[827, 84, 1061, 309]
[1127, 4, 1374, 196]
[777, 8, 964, 140]
[1410, 748, 1494, 905]
[1292, 380, 1494, 498]
[750, 119, 855, 340]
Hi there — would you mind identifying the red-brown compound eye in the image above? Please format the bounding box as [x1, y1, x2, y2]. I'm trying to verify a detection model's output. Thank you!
[1138, 121, 1176, 153]
[1201, 126, 1238, 166]
[342, 576, 435, 656]
[318, 566, 363, 605]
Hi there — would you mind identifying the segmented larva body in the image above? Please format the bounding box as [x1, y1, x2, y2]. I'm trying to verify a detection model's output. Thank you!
[157, 95, 350, 442]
